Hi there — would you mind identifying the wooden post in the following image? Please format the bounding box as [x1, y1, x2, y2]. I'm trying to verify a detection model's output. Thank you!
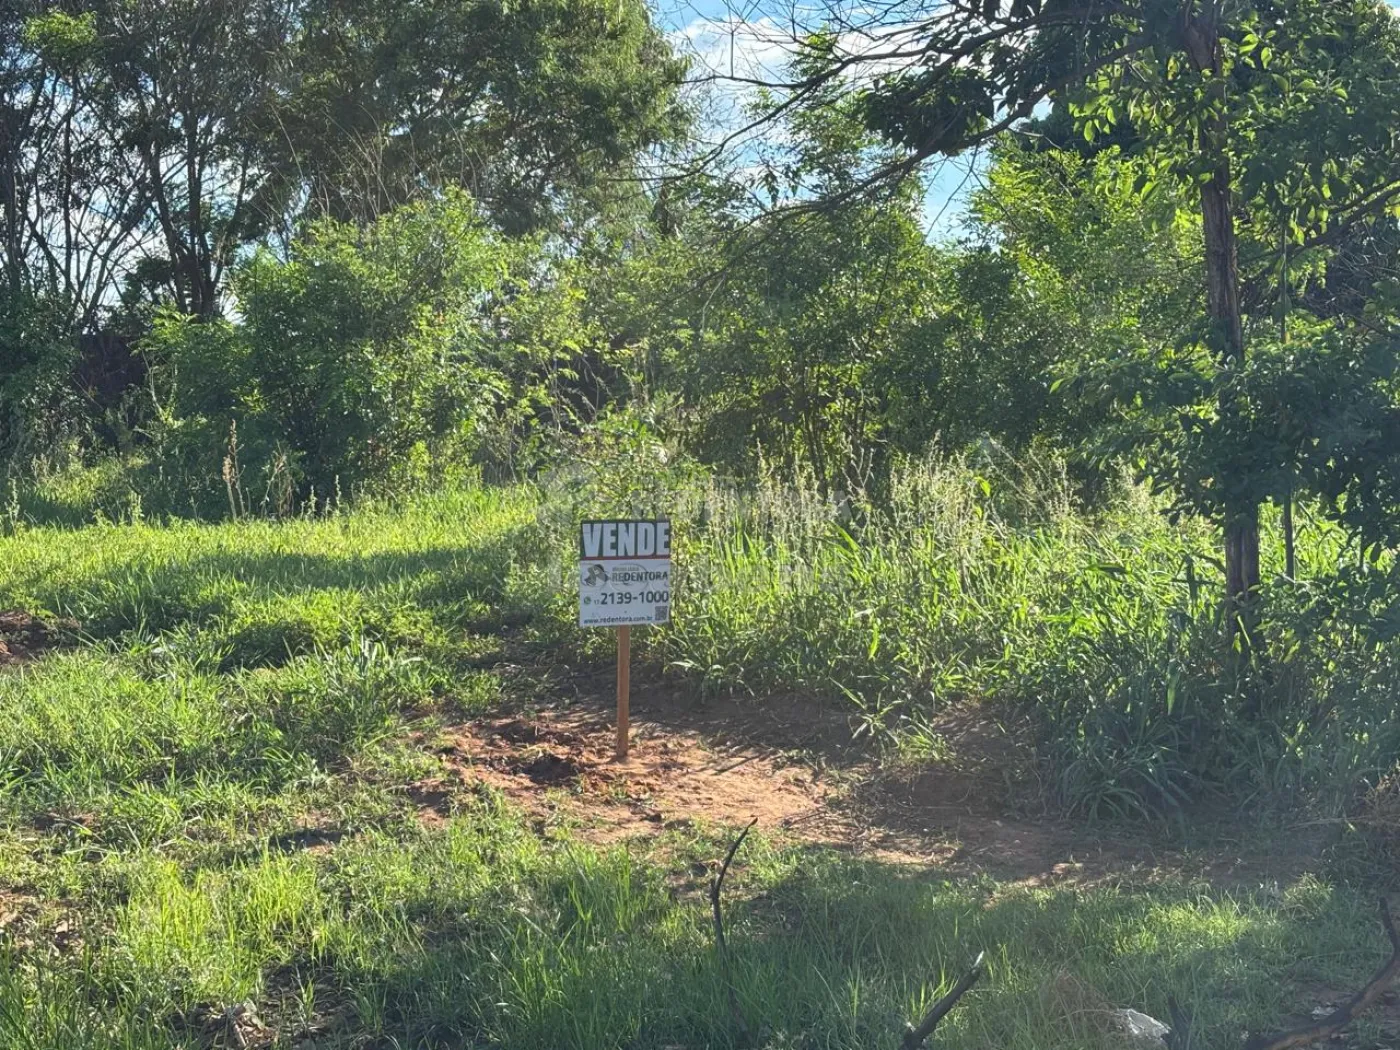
[616, 625, 631, 761]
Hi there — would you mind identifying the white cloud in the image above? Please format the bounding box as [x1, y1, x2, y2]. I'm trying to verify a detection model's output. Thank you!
[660, 6, 987, 237]
[677, 14, 799, 82]
[667, 14, 800, 155]
[668, 9, 932, 156]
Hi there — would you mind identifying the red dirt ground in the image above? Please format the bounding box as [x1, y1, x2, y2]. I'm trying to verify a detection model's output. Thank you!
[423, 708, 835, 843]
[407, 674, 1330, 887]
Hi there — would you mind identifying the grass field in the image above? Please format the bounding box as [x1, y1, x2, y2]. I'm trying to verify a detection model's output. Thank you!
[0, 472, 1396, 1049]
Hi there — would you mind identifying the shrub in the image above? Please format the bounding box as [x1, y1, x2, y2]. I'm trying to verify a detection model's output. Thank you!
[0, 291, 81, 463]
[144, 191, 519, 505]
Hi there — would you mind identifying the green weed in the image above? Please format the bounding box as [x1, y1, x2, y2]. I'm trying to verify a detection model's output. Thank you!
[0, 470, 1392, 1050]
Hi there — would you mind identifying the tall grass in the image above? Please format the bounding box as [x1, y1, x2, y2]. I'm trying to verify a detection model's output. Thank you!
[532, 454, 1391, 822]
[0, 469, 1395, 1048]
[9, 452, 1397, 822]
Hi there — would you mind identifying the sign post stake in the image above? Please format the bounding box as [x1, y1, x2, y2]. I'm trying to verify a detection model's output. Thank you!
[616, 625, 631, 761]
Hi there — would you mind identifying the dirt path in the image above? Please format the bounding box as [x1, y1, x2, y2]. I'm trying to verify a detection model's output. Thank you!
[410, 669, 1331, 888]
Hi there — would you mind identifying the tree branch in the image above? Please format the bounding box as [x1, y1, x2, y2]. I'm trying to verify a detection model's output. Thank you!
[900, 952, 987, 1050]
[758, 36, 1149, 223]
[1245, 899, 1400, 1050]
[711, 818, 757, 1038]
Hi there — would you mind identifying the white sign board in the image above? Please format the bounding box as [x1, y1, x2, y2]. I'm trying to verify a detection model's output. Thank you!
[579, 519, 671, 627]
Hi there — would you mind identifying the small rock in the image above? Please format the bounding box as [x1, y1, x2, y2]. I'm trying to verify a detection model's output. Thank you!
[1112, 1007, 1172, 1048]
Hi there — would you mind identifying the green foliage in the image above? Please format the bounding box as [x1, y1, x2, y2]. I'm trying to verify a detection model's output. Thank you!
[6, 0, 686, 320]
[29, 457, 1391, 829]
[8, 3, 1400, 1041]
[282, 0, 688, 233]
[586, 100, 1059, 488]
[0, 0, 686, 475]
[514, 454, 1399, 822]
[0, 474, 1399, 1050]
[21, 10, 97, 63]
[765, 0, 1400, 617]
[0, 291, 79, 462]
[1080, 0, 1400, 247]
[144, 193, 526, 502]
[666, 198, 937, 484]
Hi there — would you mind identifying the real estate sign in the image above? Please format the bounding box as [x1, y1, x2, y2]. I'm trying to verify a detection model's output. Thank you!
[578, 519, 671, 627]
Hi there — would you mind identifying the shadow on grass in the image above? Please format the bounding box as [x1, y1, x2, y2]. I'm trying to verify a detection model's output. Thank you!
[5, 820, 1379, 1050]
[321, 845, 1394, 1050]
[36, 524, 545, 643]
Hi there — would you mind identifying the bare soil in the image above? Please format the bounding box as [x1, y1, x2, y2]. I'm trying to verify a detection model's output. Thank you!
[407, 670, 1332, 888]
[425, 708, 832, 844]
[0, 611, 73, 668]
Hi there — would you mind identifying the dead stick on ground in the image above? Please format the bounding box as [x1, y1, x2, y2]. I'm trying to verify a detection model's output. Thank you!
[711, 818, 757, 1038]
[900, 952, 987, 1050]
[1245, 898, 1400, 1050]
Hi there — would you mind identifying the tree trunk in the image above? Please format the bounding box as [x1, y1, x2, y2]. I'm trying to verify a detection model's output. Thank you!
[1201, 159, 1261, 639]
[1281, 233, 1295, 582]
[0, 111, 21, 297]
[1189, 11, 1260, 643]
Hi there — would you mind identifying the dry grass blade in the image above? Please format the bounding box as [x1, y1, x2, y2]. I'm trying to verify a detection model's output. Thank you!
[711, 818, 758, 1039]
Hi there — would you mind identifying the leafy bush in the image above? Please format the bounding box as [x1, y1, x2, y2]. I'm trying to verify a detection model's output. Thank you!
[0, 291, 81, 464]
[144, 192, 526, 507]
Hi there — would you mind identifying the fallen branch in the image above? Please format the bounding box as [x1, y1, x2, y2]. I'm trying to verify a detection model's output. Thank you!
[900, 952, 987, 1050]
[1245, 898, 1400, 1050]
[711, 818, 757, 1038]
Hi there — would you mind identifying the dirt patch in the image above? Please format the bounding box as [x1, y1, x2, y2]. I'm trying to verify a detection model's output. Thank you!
[0, 888, 40, 937]
[404, 781, 456, 827]
[388, 662, 1339, 888]
[401, 681, 1335, 889]
[173, 1002, 274, 1050]
[0, 890, 83, 955]
[423, 709, 837, 845]
[422, 701, 1064, 873]
[0, 611, 74, 668]
[508, 749, 585, 786]
[410, 694, 1019, 866]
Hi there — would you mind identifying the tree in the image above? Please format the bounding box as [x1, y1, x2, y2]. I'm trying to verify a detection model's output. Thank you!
[0, 0, 688, 471]
[722, 0, 1400, 633]
[63, 0, 302, 319]
[2, 8, 147, 329]
[145, 191, 522, 497]
[268, 0, 688, 235]
[7, 0, 686, 322]
[582, 82, 941, 486]
[881, 141, 1201, 464]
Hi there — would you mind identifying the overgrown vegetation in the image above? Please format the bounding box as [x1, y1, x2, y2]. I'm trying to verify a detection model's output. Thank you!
[12, 447, 1400, 827]
[6, 0, 1400, 1044]
[0, 485, 1397, 1049]
[511, 452, 1398, 826]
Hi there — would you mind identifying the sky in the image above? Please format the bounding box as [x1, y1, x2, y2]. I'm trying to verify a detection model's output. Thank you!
[656, 0, 1400, 239]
